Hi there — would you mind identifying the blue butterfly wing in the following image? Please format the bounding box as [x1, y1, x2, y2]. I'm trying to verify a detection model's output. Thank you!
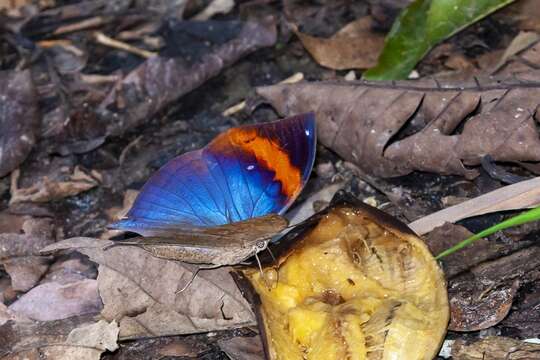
[110, 113, 316, 235]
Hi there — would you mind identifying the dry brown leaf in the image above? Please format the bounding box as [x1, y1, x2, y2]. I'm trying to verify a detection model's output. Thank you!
[54, 320, 119, 360]
[41, 237, 255, 339]
[501, 281, 540, 337]
[0, 70, 40, 177]
[218, 335, 265, 360]
[448, 246, 540, 331]
[19, 320, 119, 360]
[9, 166, 99, 204]
[8, 279, 102, 321]
[0, 314, 104, 359]
[3, 256, 51, 292]
[492, 31, 540, 74]
[424, 223, 499, 278]
[451, 336, 540, 360]
[0, 217, 55, 259]
[258, 70, 540, 179]
[294, 16, 385, 70]
[0, 217, 56, 291]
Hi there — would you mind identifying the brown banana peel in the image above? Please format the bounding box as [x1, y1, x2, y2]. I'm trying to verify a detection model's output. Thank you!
[235, 195, 449, 360]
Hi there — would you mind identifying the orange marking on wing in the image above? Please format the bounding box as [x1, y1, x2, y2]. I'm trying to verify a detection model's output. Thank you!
[225, 128, 301, 198]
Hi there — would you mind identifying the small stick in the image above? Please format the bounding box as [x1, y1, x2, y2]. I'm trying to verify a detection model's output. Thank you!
[53, 16, 105, 35]
[93, 32, 157, 59]
[409, 176, 540, 235]
[222, 72, 304, 116]
[80, 73, 121, 85]
[37, 39, 85, 57]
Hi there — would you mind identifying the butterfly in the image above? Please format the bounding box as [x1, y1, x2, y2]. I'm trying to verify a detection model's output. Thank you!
[108, 113, 317, 266]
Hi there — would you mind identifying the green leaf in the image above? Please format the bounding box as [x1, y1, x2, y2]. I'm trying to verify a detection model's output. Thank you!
[363, 0, 515, 80]
[436, 206, 540, 259]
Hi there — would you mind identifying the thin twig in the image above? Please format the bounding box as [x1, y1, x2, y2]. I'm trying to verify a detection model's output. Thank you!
[409, 177, 540, 235]
[53, 16, 106, 35]
[93, 32, 157, 59]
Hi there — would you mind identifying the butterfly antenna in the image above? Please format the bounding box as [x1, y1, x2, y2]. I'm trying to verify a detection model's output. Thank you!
[176, 267, 201, 294]
[254, 250, 275, 289]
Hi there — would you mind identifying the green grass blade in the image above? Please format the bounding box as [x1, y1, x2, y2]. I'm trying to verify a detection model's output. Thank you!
[436, 206, 540, 259]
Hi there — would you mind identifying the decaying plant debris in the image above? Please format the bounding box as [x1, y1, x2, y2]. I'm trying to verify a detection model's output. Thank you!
[1, 0, 540, 359]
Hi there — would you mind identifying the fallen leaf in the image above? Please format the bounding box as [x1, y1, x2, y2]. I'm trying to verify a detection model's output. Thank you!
[9, 166, 99, 204]
[42, 252, 98, 285]
[0, 217, 55, 259]
[0, 70, 40, 177]
[501, 281, 540, 337]
[363, 0, 516, 80]
[3, 257, 51, 292]
[41, 237, 255, 339]
[492, 31, 540, 73]
[218, 335, 265, 360]
[0, 314, 101, 359]
[0, 217, 55, 291]
[294, 16, 385, 70]
[424, 223, 501, 277]
[258, 70, 540, 179]
[451, 336, 540, 359]
[47, 320, 119, 360]
[448, 246, 540, 331]
[13, 320, 118, 360]
[8, 279, 102, 321]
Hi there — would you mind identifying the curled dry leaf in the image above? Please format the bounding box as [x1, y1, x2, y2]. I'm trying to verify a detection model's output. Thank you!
[294, 16, 385, 70]
[9, 166, 99, 204]
[451, 336, 540, 360]
[0, 70, 40, 178]
[258, 70, 540, 179]
[41, 237, 255, 339]
[8, 279, 102, 321]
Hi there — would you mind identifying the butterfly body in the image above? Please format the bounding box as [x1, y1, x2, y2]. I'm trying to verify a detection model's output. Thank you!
[109, 113, 316, 265]
[110, 214, 288, 265]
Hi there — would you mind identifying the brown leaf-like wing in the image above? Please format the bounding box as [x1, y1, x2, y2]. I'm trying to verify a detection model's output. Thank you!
[108, 214, 288, 265]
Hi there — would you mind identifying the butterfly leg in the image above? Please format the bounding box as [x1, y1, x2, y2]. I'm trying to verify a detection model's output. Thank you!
[175, 264, 221, 294]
